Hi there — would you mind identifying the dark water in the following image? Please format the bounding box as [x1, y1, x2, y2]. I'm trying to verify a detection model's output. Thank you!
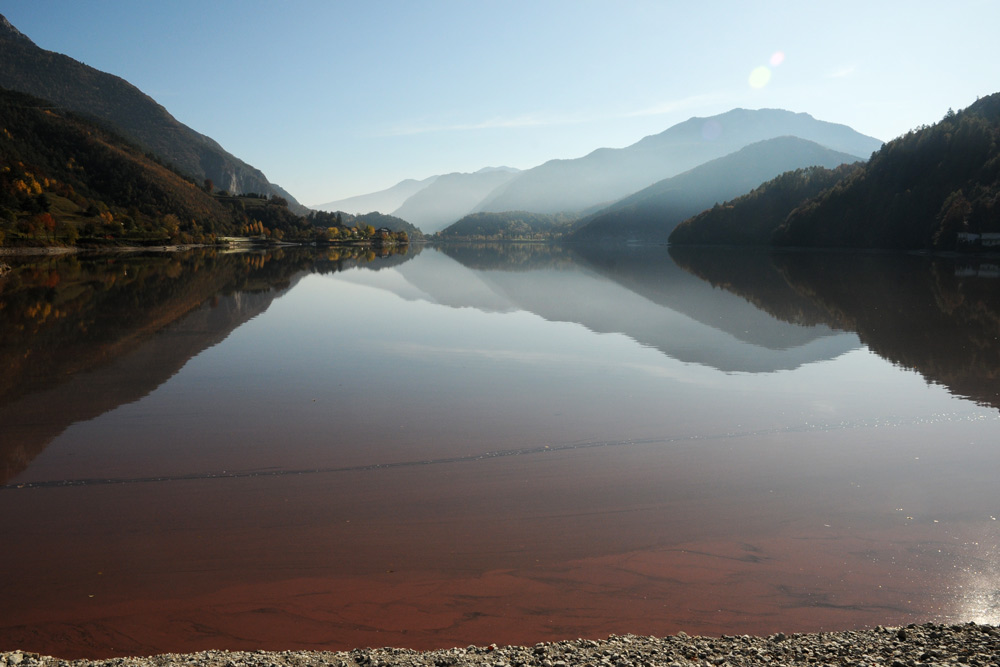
[1, 244, 998, 658]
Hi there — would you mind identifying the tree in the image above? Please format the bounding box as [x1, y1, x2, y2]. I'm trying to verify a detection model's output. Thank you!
[36, 212, 56, 241]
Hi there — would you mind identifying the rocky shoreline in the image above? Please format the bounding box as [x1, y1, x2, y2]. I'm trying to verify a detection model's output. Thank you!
[3, 623, 998, 667]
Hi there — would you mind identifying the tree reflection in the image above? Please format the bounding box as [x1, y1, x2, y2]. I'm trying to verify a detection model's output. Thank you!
[0, 246, 417, 483]
[671, 246, 1000, 410]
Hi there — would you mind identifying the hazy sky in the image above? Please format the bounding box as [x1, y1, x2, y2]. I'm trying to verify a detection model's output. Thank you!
[3, 1, 999, 205]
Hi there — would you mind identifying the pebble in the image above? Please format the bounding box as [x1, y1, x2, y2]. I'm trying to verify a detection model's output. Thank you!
[2, 623, 1000, 667]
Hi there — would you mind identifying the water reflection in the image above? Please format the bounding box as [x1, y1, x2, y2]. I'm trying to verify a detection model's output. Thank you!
[432, 243, 860, 372]
[670, 246, 1000, 409]
[1, 243, 998, 658]
[0, 245, 416, 483]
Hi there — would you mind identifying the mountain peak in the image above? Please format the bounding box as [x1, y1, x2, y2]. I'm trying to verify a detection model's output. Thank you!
[475, 166, 520, 175]
[0, 14, 32, 44]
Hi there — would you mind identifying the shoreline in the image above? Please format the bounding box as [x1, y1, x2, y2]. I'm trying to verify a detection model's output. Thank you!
[3, 623, 998, 667]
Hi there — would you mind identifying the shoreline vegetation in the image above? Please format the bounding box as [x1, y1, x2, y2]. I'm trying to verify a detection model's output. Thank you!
[2, 623, 998, 666]
[0, 88, 417, 251]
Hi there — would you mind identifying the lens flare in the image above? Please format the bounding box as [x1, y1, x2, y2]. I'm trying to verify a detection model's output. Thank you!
[748, 66, 771, 88]
[770, 51, 785, 67]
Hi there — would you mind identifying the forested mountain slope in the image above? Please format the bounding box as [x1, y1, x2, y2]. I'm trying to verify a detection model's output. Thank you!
[0, 13, 304, 212]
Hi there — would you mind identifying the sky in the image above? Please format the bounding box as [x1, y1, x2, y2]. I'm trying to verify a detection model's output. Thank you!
[3, 1, 999, 206]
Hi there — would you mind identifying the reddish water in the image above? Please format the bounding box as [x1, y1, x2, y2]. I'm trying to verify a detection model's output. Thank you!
[2, 249, 999, 658]
[3, 426, 996, 658]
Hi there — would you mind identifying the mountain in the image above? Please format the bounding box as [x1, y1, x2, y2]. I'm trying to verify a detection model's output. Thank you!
[312, 175, 439, 215]
[343, 211, 423, 238]
[0, 86, 335, 244]
[669, 163, 861, 246]
[569, 137, 862, 243]
[0, 13, 306, 213]
[390, 167, 520, 233]
[0, 87, 241, 242]
[668, 93, 1000, 250]
[437, 210, 581, 240]
[773, 93, 1000, 249]
[474, 108, 882, 215]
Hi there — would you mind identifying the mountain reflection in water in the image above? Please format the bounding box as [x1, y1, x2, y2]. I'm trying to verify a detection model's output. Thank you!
[0, 243, 998, 658]
[669, 245, 1000, 410]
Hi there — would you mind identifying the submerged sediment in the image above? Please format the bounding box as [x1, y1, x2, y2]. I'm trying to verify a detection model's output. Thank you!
[2, 623, 999, 667]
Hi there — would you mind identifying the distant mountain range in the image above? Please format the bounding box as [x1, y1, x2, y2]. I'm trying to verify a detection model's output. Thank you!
[391, 167, 521, 233]
[325, 108, 882, 238]
[0, 13, 306, 213]
[312, 175, 440, 216]
[569, 136, 862, 243]
[671, 92, 1000, 250]
[477, 108, 881, 215]
[315, 168, 524, 234]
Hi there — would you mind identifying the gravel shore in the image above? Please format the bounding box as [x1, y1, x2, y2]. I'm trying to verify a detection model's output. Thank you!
[3, 623, 998, 667]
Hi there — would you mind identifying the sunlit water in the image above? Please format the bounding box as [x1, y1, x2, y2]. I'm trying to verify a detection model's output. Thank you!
[1, 245, 998, 657]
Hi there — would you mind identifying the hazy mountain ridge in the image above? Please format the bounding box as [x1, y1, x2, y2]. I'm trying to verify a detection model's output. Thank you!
[390, 167, 521, 233]
[569, 136, 863, 243]
[324, 109, 881, 230]
[0, 13, 306, 213]
[312, 176, 439, 215]
[474, 108, 882, 215]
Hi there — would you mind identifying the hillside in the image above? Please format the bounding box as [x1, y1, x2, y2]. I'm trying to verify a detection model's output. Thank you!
[340, 211, 422, 239]
[391, 167, 520, 233]
[0, 14, 305, 213]
[0, 88, 412, 246]
[668, 93, 1000, 250]
[0, 87, 245, 244]
[774, 94, 1000, 249]
[474, 108, 881, 215]
[569, 137, 861, 244]
[669, 163, 862, 245]
[437, 211, 580, 240]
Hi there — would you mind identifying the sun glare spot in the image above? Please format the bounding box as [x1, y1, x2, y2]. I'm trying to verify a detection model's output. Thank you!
[770, 51, 785, 67]
[748, 66, 772, 89]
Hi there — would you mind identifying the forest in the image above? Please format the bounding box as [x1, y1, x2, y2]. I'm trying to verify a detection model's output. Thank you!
[435, 210, 581, 241]
[0, 88, 412, 248]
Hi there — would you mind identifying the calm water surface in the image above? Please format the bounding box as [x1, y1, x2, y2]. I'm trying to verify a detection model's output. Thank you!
[1, 244, 998, 657]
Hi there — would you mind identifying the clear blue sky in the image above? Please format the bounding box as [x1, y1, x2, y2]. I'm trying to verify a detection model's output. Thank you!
[3, 1, 999, 206]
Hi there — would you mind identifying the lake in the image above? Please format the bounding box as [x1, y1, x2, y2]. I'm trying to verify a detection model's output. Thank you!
[1, 244, 998, 658]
